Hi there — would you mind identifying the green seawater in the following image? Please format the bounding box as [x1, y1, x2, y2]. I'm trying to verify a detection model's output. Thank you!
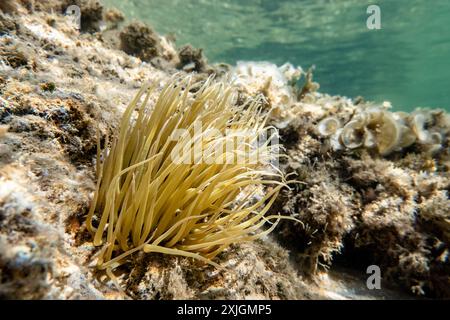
[102, 0, 450, 111]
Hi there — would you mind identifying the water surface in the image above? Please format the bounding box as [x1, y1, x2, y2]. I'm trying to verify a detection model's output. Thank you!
[103, 0, 450, 111]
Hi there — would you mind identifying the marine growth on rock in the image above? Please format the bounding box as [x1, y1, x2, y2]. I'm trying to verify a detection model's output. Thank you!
[316, 106, 449, 156]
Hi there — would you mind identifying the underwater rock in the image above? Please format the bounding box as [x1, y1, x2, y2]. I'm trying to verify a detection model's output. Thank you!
[119, 21, 164, 62]
[119, 21, 178, 68]
[0, 240, 52, 299]
[0, 0, 19, 14]
[104, 7, 124, 27]
[0, 13, 18, 35]
[0, 0, 448, 300]
[297, 66, 320, 100]
[264, 89, 450, 297]
[177, 44, 209, 73]
[231, 61, 299, 107]
[223, 58, 449, 298]
[230, 61, 303, 122]
[0, 2, 321, 300]
[0, 46, 28, 69]
[230, 61, 324, 129]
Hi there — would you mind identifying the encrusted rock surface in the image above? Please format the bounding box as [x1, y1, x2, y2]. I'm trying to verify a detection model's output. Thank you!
[0, 1, 448, 299]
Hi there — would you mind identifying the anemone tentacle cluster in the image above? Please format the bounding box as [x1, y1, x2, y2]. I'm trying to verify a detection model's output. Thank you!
[87, 75, 299, 277]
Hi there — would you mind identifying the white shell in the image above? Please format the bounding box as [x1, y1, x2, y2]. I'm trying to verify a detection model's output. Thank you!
[340, 121, 364, 149]
[317, 117, 341, 137]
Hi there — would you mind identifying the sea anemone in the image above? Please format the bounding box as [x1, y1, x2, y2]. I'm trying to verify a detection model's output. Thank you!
[86, 76, 296, 279]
